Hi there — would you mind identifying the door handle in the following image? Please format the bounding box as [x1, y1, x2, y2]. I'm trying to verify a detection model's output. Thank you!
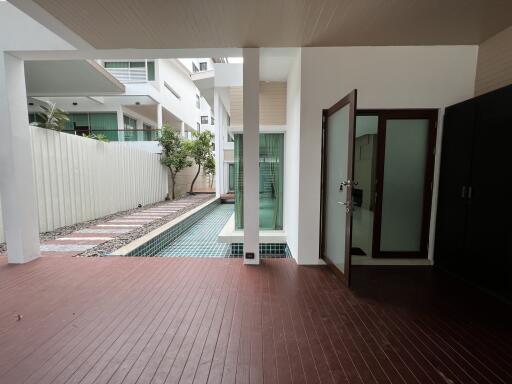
[339, 180, 358, 191]
[337, 201, 352, 214]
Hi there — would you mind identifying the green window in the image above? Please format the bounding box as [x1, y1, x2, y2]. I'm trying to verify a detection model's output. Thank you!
[147, 61, 155, 81]
[123, 115, 137, 130]
[234, 133, 284, 230]
[64, 113, 89, 131]
[89, 113, 117, 131]
[228, 163, 235, 192]
[104, 61, 129, 69]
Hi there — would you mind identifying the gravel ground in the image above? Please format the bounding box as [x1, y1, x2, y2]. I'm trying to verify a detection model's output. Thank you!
[0, 194, 213, 257]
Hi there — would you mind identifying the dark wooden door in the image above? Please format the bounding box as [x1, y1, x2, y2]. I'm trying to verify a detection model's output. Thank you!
[466, 86, 512, 297]
[372, 110, 437, 259]
[320, 90, 358, 286]
[434, 100, 476, 275]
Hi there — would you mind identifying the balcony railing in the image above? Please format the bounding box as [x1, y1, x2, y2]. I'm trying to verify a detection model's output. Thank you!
[105, 67, 149, 83]
[68, 129, 161, 142]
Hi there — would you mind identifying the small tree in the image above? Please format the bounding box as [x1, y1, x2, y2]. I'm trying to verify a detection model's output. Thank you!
[159, 124, 192, 200]
[186, 130, 214, 193]
[203, 154, 216, 189]
[31, 102, 69, 131]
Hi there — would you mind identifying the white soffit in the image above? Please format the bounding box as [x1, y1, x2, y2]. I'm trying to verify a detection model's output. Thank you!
[25, 60, 125, 96]
[17, 0, 512, 48]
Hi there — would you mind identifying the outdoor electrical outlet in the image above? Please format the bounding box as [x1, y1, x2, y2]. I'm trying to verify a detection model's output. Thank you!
[245, 252, 255, 259]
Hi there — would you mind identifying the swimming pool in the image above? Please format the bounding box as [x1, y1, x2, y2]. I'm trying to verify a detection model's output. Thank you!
[155, 204, 233, 257]
[119, 199, 291, 258]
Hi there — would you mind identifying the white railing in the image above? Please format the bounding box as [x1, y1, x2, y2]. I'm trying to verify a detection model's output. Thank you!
[105, 67, 148, 83]
[0, 126, 169, 243]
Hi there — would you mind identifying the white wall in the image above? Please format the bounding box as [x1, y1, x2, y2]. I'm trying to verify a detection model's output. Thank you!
[157, 59, 204, 130]
[0, 126, 168, 242]
[284, 49, 301, 261]
[0, 2, 75, 52]
[296, 46, 478, 264]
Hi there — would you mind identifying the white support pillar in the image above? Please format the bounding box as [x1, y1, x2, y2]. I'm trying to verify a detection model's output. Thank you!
[156, 103, 163, 128]
[116, 107, 124, 140]
[213, 89, 222, 198]
[180, 121, 185, 138]
[0, 52, 40, 264]
[243, 48, 260, 265]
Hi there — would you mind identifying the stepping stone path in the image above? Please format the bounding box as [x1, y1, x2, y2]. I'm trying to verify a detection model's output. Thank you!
[36, 197, 206, 258]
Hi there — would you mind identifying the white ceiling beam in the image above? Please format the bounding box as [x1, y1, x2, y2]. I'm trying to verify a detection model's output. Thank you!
[8, 48, 243, 61]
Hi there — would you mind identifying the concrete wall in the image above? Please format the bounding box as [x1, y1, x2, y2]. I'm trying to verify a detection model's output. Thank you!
[172, 163, 212, 198]
[296, 46, 478, 264]
[230, 82, 287, 126]
[475, 26, 512, 96]
[0, 126, 168, 243]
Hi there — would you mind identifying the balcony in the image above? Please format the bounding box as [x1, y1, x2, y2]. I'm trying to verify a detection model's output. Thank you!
[69, 129, 161, 142]
[103, 61, 155, 84]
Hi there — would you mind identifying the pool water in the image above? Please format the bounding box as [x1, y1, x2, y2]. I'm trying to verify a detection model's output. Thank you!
[155, 204, 234, 257]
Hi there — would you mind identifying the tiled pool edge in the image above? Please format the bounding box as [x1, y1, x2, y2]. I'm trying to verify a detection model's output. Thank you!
[230, 243, 292, 258]
[110, 197, 220, 256]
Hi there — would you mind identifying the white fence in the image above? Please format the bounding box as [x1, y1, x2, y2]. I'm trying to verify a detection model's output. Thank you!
[0, 127, 168, 243]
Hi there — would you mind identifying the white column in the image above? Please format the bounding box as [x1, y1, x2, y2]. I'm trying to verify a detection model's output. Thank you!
[0, 52, 40, 264]
[213, 89, 222, 197]
[243, 48, 260, 265]
[157, 103, 163, 128]
[116, 107, 124, 140]
[180, 121, 185, 138]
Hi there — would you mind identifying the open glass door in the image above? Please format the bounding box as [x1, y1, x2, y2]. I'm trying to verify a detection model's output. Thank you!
[320, 90, 357, 286]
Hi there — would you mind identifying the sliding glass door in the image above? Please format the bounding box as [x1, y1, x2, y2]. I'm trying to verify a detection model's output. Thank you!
[234, 133, 284, 230]
[372, 110, 437, 259]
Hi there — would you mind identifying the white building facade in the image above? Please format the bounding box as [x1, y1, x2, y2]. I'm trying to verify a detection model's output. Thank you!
[26, 57, 215, 153]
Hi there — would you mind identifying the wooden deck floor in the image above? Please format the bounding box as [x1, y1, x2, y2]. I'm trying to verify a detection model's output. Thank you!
[0, 256, 511, 384]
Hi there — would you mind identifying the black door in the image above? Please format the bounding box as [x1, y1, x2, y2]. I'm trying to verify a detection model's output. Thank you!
[434, 100, 476, 275]
[466, 86, 512, 296]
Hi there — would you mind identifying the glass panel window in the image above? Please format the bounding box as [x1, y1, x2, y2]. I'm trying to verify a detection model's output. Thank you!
[228, 163, 235, 192]
[129, 61, 145, 68]
[123, 115, 137, 130]
[64, 113, 89, 131]
[143, 122, 152, 130]
[197, 122, 201, 132]
[199, 61, 207, 71]
[89, 113, 117, 131]
[201, 116, 209, 124]
[147, 61, 155, 81]
[192, 63, 199, 73]
[196, 95, 200, 109]
[164, 82, 180, 100]
[211, 116, 215, 125]
[104, 61, 129, 69]
[234, 133, 284, 230]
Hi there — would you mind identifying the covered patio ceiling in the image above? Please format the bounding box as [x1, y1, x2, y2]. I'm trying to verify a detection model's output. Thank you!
[14, 0, 512, 48]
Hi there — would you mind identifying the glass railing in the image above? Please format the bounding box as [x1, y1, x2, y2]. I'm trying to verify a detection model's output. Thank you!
[66, 129, 161, 142]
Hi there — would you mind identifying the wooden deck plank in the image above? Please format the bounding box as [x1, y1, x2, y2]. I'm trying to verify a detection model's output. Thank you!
[0, 257, 511, 384]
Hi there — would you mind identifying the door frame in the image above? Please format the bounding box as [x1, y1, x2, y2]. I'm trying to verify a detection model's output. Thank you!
[358, 109, 438, 259]
[319, 90, 357, 286]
